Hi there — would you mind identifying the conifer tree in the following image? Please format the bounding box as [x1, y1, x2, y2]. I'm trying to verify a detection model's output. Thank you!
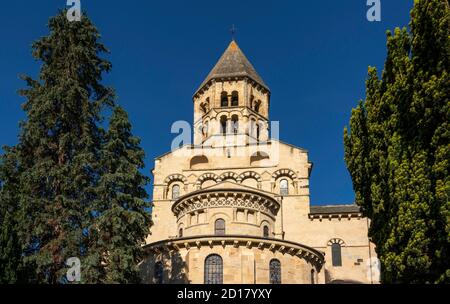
[84, 106, 151, 283]
[344, 0, 449, 283]
[13, 11, 115, 283]
[0, 147, 25, 283]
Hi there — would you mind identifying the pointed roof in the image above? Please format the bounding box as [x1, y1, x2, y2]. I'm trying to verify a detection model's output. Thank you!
[196, 40, 269, 95]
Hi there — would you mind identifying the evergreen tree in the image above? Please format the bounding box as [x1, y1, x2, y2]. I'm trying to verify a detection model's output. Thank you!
[0, 147, 24, 283]
[84, 106, 151, 283]
[13, 11, 115, 283]
[344, 0, 449, 283]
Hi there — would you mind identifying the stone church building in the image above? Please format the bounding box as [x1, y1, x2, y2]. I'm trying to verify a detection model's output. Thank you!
[140, 40, 379, 284]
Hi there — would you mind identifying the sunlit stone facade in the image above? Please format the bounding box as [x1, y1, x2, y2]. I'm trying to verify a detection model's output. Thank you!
[140, 41, 379, 284]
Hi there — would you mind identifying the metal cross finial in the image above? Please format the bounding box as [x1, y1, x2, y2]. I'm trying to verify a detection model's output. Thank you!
[230, 24, 237, 41]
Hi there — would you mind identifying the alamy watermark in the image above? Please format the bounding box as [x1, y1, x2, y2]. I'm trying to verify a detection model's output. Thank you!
[367, 0, 381, 22]
[67, 0, 81, 22]
[66, 257, 81, 282]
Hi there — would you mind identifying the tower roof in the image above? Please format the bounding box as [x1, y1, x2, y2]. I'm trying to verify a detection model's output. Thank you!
[195, 40, 269, 95]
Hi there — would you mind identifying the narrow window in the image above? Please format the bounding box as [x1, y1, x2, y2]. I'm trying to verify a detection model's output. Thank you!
[221, 92, 229, 107]
[250, 119, 257, 138]
[269, 259, 281, 284]
[215, 219, 225, 235]
[280, 179, 289, 196]
[311, 269, 315, 284]
[254, 100, 261, 113]
[172, 185, 180, 199]
[220, 117, 227, 135]
[179, 228, 183, 238]
[154, 262, 163, 284]
[231, 91, 239, 106]
[256, 123, 260, 140]
[331, 243, 342, 267]
[204, 254, 223, 284]
[263, 226, 270, 238]
[231, 115, 239, 134]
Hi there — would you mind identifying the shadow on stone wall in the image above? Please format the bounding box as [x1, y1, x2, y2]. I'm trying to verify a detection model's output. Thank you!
[139, 251, 189, 284]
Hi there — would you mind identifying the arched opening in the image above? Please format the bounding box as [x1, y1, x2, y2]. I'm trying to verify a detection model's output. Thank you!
[214, 219, 225, 235]
[220, 116, 228, 135]
[269, 259, 281, 284]
[154, 261, 164, 284]
[204, 254, 223, 284]
[190, 155, 209, 169]
[331, 243, 342, 267]
[231, 91, 239, 106]
[221, 92, 229, 107]
[256, 123, 260, 140]
[280, 179, 289, 196]
[172, 184, 180, 199]
[311, 269, 315, 284]
[179, 227, 183, 238]
[263, 225, 270, 238]
[250, 118, 257, 138]
[202, 121, 209, 138]
[231, 115, 239, 134]
[250, 152, 270, 166]
[254, 100, 261, 113]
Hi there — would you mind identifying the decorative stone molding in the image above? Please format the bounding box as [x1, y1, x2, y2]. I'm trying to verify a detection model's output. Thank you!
[196, 173, 222, 188]
[327, 238, 346, 246]
[238, 171, 262, 183]
[172, 189, 280, 218]
[272, 169, 297, 181]
[145, 235, 325, 268]
[308, 213, 363, 221]
[220, 172, 241, 183]
[164, 174, 188, 185]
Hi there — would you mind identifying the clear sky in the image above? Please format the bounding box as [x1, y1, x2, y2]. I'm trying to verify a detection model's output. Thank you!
[0, 0, 413, 205]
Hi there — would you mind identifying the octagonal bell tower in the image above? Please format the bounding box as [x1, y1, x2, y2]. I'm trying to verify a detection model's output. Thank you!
[193, 40, 271, 147]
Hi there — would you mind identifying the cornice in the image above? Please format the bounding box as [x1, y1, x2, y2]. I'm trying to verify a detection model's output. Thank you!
[144, 235, 325, 267]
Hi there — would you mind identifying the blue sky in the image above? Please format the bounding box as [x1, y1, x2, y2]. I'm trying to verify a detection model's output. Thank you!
[0, 1, 413, 205]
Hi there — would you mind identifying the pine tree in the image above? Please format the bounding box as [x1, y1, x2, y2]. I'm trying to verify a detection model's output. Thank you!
[84, 106, 151, 283]
[0, 147, 24, 283]
[344, 0, 450, 283]
[14, 11, 115, 283]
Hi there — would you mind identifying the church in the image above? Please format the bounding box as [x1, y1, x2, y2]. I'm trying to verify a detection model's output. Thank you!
[140, 40, 379, 284]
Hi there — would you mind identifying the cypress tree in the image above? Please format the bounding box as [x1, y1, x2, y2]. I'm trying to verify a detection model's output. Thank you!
[84, 106, 151, 283]
[344, 0, 449, 283]
[14, 11, 115, 283]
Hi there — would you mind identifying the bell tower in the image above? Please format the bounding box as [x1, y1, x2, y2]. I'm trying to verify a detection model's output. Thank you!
[193, 40, 271, 147]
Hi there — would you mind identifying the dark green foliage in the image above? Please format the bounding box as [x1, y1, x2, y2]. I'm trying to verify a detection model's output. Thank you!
[344, 0, 450, 283]
[0, 10, 151, 283]
[0, 148, 25, 283]
[84, 106, 151, 283]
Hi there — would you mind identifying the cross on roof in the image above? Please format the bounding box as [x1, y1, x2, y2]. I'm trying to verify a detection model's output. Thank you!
[230, 24, 237, 41]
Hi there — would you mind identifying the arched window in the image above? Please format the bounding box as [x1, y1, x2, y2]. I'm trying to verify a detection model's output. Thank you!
[221, 92, 229, 107]
[331, 243, 342, 267]
[179, 227, 183, 238]
[311, 269, 315, 284]
[254, 100, 261, 113]
[231, 91, 239, 106]
[250, 119, 257, 138]
[154, 261, 163, 284]
[215, 219, 225, 235]
[263, 226, 270, 238]
[204, 254, 223, 284]
[202, 121, 209, 138]
[172, 185, 180, 199]
[280, 179, 289, 196]
[220, 116, 227, 135]
[269, 259, 281, 284]
[256, 123, 260, 140]
[231, 115, 239, 134]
